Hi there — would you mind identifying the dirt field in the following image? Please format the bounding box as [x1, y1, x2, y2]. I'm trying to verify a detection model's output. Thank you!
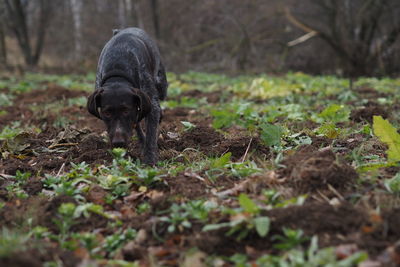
[0, 74, 399, 266]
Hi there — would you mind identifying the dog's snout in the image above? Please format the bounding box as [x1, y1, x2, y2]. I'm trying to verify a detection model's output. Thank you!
[111, 124, 127, 147]
[112, 135, 126, 147]
[112, 140, 126, 148]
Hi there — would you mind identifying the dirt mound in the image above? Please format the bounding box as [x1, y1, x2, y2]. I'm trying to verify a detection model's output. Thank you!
[180, 89, 226, 103]
[16, 84, 87, 104]
[160, 126, 224, 155]
[0, 106, 34, 130]
[355, 87, 388, 99]
[217, 136, 270, 161]
[267, 203, 366, 236]
[360, 208, 400, 256]
[278, 145, 358, 193]
[68, 133, 112, 164]
[159, 126, 269, 161]
[0, 197, 47, 227]
[350, 102, 388, 123]
[164, 174, 209, 199]
[193, 202, 367, 255]
[162, 174, 236, 199]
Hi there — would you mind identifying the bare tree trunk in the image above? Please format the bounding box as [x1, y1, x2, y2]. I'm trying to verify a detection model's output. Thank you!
[132, 0, 144, 29]
[150, 0, 160, 38]
[118, 0, 126, 28]
[4, 0, 51, 66]
[0, 25, 6, 66]
[0, 2, 7, 66]
[70, 0, 83, 59]
[5, 0, 33, 65]
[124, 0, 131, 26]
[32, 0, 51, 64]
[288, 0, 399, 76]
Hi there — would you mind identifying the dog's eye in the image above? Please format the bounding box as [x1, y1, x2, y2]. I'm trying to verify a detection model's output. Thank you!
[102, 111, 111, 118]
[122, 109, 130, 116]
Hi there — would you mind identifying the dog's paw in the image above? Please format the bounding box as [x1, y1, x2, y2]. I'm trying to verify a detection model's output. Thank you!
[143, 153, 158, 166]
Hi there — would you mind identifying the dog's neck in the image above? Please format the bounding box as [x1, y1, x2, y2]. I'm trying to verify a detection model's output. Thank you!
[101, 70, 138, 88]
[103, 76, 131, 86]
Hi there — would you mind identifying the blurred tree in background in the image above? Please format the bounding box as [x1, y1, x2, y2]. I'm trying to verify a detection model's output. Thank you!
[0, 0, 399, 77]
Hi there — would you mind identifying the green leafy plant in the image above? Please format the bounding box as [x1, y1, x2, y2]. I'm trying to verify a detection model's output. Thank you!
[0, 228, 31, 257]
[4, 170, 31, 199]
[203, 194, 270, 240]
[181, 121, 196, 131]
[314, 104, 350, 124]
[103, 228, 137, 255]
[384, 172, 400, 194]
[259, 122, 283, 147]
[253, 236, 367, 266]
[0, 122, 23, 140]
[159, 200, 217, 233]
[272, 228, 309, 250]
[373, 115, 400, 162]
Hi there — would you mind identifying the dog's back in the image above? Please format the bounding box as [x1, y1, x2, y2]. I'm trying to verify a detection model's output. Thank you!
[96, 27, 167, 100]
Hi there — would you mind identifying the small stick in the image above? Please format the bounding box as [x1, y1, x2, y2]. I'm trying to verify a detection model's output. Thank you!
[56, 162, 66, 177]
[327, 184, 345, 201]
[184, 172, 205, 182]
[48, 143, 78, 149]
[0, 173, 14, 179]
[241, 137, 253, 163]
[316, 189, 330, 203]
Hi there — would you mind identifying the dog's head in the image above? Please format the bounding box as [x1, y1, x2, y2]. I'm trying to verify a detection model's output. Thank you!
[87, 85, 151, 148]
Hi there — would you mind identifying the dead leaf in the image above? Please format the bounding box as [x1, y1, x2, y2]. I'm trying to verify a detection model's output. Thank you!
[74, 247, 89, 259]
[135, 229, 148, 244]
[120, 205, 136, 219]
[87, 185, 107, 205]
[123, 191, 144, 203]
[335, 244, 359, 259]
[148, 246, 172, 258]
[181, 250, 206, 267]
[145, 190, 164, 200]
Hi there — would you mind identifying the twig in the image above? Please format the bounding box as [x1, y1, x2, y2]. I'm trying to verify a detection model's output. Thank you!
[327, 184, 345, 201]
[184, 172, 205, 182]
[284, 6, 319, 47]
[288, 31, 318, 47]
[0, 173, 14, 179]
[56, 162, 66, 177]
[241, 137, 253, 163]
[48, 143, 78, 149]
[316, 189, 330, 203]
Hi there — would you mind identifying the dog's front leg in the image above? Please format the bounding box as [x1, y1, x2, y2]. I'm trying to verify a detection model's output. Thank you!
[143, 98, 161, 165]
[135, 124, 145, 146]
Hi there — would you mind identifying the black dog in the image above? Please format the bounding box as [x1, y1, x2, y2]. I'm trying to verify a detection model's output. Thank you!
[87, 28, 168, 165]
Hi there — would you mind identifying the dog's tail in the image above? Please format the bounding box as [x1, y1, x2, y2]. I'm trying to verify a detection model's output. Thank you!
[112, 29, 121, 36]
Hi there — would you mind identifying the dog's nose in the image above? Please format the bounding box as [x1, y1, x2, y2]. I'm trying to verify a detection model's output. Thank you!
[112, 134, 126, 147]
[112, 128, 126, 147]
[112, 140, 126, 148]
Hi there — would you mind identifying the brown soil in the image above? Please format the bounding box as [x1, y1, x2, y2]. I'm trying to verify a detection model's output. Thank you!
[180, 89, 228, 103]
[191, 202, 368, 256]
[355, 87, 388, 98]
[278, 145, 358, 193]
[350, 102, 389, 123]
[2, 85, 399, 265]
[159, 126, 269, 161]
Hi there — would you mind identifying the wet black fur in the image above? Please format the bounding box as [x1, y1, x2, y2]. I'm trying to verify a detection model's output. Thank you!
[87, 27, 168, 165]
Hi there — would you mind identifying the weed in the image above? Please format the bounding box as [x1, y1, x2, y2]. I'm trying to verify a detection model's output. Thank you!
[0, 228, 31, 257]
[203, 194, 270, 240]
[103, 228, 137, 255]
[272, 228, 309, 250]
[181, 121, 196, 131]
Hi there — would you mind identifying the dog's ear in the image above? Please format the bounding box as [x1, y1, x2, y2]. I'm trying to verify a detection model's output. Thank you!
[132, 89, 151, 121]
[87, 88, 104, 119]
